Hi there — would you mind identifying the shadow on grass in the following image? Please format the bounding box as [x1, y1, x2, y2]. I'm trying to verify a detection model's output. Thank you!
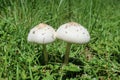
[37, 52, 84, 79]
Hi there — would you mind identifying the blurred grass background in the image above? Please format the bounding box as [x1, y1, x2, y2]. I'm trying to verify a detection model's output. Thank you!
[0, 0, 120, 80]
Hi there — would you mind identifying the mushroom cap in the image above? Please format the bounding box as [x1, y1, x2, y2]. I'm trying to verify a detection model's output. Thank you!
[56, 22, 90, 44]
[27, 23, 56, 44]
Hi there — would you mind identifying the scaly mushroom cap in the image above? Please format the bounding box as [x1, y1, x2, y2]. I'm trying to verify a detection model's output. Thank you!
[56, 22, 90, 44]
[27, 23, 56, 44]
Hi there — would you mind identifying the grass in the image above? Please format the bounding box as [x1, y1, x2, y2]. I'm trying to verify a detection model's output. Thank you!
[0, 0, 120, 80]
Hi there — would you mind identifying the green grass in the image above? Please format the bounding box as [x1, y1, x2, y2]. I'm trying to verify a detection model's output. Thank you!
[0, 0, 120, 80]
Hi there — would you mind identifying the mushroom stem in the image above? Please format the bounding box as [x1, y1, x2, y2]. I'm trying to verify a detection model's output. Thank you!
[43, 44, 48, 64]
[64, 43, 72, 64]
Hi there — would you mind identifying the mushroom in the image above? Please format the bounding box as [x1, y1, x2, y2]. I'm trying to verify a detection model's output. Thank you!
[27, 23, 56, 64]
[56, 22, 90, 64]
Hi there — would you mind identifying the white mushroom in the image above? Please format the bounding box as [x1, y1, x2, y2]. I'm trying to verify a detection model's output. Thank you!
[27, 23, 56, 64]
[56, 22, 90, 64]
[28, 23, 56, 44]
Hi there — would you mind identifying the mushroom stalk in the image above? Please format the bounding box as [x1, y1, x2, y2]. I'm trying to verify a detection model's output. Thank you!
[64, 43, 72, 64]
[43, 44, 48, 64]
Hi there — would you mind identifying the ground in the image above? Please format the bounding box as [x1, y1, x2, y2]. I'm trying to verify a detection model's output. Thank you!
[0, 0, 120, 80]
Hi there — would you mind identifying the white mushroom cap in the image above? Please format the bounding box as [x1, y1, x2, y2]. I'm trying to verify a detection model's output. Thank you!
[56, 22, 90, 44]
[27, 23, 56, 44]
